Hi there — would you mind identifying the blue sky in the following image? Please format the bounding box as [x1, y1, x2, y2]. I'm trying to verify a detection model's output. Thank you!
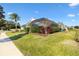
[0, 3, 79, 26]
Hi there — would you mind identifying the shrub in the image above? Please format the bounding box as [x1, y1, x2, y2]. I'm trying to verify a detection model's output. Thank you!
[74, 26, 79, 29]
[31, 25, 40, 33]
[51, 26, 60, 33]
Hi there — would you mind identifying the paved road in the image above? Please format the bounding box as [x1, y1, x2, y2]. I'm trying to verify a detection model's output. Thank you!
[0, 32, 23, 56]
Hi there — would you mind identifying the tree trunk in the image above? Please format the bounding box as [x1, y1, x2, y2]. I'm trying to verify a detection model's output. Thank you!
[15, 23, 17, 30]
[15, 20, 17, 31]
[29, 23, 32, 34]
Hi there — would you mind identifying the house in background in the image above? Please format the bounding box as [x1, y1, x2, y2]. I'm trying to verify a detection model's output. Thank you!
[58, 22, 68, 32]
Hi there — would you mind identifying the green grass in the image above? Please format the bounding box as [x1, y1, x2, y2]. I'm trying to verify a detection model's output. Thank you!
[6, 31, 24, 37]
[6, 31, 79, 56]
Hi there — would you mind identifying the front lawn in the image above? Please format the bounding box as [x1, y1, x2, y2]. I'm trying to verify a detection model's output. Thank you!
[6, 31, 79, 56]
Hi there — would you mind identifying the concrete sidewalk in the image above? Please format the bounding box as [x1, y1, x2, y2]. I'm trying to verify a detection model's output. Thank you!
[0, 32, 23, 56]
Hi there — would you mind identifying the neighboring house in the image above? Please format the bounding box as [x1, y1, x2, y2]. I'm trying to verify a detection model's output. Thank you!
[21, 26, 24, 30]
[58, 22, 68, 32]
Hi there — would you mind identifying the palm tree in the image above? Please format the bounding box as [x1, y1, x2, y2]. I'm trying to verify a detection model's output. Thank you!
[9, 13, 20, 31]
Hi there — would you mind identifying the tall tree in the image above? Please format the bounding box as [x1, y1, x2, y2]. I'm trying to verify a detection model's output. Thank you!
[9, 13, 20, 30]
[0, 5, 5, 30]
[0, 5, 5, 19]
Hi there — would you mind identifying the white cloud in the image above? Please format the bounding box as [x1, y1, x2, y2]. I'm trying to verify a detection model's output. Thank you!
[69, 3, 79, 7]
[68, 14, 75, 17]
[77, 13, 79, 15]
[72, 19, 75, 22]
[34, 11, 39, 14]
[7, 12, 13, 15]
[31, 17, 35, 21]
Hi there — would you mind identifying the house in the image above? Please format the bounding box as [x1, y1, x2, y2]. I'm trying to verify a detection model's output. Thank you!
[58, 22, 68, 32]
[30, 18, 59, 34]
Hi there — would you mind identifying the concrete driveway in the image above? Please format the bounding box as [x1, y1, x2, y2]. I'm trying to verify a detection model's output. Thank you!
[0, 32, 23, 56]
